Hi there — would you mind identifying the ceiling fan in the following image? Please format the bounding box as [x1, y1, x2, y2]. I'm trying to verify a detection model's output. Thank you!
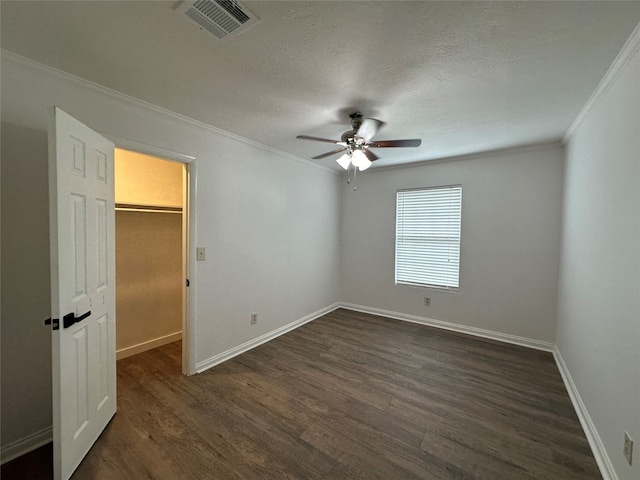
[296, 112, 421, 171]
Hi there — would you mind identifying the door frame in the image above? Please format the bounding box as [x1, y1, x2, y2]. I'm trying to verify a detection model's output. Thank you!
[106, 135, 197, 375]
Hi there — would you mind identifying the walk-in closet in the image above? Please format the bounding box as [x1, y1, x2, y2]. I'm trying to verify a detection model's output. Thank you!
[114, 148, 184, 359]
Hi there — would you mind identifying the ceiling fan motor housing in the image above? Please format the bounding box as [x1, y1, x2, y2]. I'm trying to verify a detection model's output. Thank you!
[349, 112, 363, 130]
[341, 112, 363, 145]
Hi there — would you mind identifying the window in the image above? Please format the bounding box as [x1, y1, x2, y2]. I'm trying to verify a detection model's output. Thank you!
[395, 185, 462, 290]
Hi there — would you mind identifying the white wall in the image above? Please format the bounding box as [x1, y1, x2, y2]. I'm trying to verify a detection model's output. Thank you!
[1, 122, 53, 456]
[3, 34, 637, 477]
[0, 52, 341, 453]
[341, 145, 564, 344]
[557, 43, 640, 480]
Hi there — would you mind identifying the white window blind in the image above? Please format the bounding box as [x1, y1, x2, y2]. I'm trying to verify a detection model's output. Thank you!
[395, 185, 462, 290]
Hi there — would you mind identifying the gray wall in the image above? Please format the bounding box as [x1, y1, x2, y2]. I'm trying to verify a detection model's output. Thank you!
[340, 145, 565, 344]
[1, 53, 342, 452]
[3, 34, 639, 480]
[1, 123, 53, 449]
[557, 45, 640, 479]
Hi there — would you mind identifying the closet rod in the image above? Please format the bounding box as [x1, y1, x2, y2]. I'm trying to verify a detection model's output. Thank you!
[115, 203, 182, 214]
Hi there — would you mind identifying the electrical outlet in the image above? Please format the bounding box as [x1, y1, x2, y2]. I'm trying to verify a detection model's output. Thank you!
[250, 313, 258, 325]
[624, 432, 633, 465]
[424, 297, 431, 306]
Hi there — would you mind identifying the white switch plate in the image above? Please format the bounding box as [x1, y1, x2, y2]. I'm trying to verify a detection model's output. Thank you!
[196, 247, 206, 261]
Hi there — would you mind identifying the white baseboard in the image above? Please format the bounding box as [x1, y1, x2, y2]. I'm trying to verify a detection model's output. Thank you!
[553, 347, 617, 480]
[0, 426, 52, 465]
[339, 304, 616, 479]
[0, 304, 340, 462]
[1, 333, 183, 463]
[4, 303, 611, 480]
[116, 331, 182, 360]
[339, 303, 554, 352]
[195, 303, 341, 373]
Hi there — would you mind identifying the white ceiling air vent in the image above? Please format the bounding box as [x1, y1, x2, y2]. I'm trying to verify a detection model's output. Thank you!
[178, 0, 259, 40]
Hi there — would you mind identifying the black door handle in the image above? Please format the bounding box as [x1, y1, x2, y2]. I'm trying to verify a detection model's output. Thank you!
[63, 310, 91, 329]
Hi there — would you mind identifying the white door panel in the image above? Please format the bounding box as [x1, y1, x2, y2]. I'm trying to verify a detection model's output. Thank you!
[48, 107, 116, 480]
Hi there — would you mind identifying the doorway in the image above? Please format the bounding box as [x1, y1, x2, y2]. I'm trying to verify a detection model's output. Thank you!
[113, 148, 188, 366]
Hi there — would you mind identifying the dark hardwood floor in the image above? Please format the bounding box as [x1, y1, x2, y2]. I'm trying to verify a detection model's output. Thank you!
[1, 309, 601, 479]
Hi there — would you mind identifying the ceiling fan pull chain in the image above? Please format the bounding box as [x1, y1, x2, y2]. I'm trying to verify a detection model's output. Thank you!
[346, 163, 351, 184]
[353, 164, 357, 191]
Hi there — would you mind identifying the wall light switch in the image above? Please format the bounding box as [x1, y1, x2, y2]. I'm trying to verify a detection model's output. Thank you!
[196, 247, 206, 261]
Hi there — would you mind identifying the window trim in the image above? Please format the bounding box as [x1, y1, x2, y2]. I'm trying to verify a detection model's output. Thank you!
[394, 184, 462, 292]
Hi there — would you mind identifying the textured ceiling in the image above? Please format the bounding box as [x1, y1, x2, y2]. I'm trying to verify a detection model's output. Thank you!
[2, 1, 640, 169]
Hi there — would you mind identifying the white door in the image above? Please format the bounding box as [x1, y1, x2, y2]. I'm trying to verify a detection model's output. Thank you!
[48, 107, 116, 480]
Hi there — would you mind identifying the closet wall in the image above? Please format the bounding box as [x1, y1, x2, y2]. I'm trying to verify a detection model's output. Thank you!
[115, 148, 183, 358]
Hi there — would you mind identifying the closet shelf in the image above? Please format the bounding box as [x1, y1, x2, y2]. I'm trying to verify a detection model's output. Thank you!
[116, 203, 182, 214]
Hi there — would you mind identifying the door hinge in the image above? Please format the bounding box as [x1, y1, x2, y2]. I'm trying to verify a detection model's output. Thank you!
[44, 317, 60, 330]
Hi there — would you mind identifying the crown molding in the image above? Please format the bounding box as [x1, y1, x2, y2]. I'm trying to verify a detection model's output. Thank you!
[1, 49, 338, 175]
[563, 21, 640, 142]
[367, 139, 563, 174]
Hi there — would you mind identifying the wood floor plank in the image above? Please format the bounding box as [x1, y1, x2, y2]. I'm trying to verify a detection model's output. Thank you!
[286, 378, 425, 449]
[2, 309, 601, 480]
[300, 421, 425, 480]
[143, 368, 335, 479]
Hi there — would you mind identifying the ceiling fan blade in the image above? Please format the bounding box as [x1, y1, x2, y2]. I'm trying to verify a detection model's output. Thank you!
[296, 135, 341, 144]
[363, 148, 379, 162]
[356, 118, 385, 142]
[311, 147, 348, 160]
[369, 139, 422, 148]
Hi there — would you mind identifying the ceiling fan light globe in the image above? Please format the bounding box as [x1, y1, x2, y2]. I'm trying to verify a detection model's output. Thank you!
[351, 149, 371, 171]
[358, 158, 372, 171]
[336, 153, 351, 170]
